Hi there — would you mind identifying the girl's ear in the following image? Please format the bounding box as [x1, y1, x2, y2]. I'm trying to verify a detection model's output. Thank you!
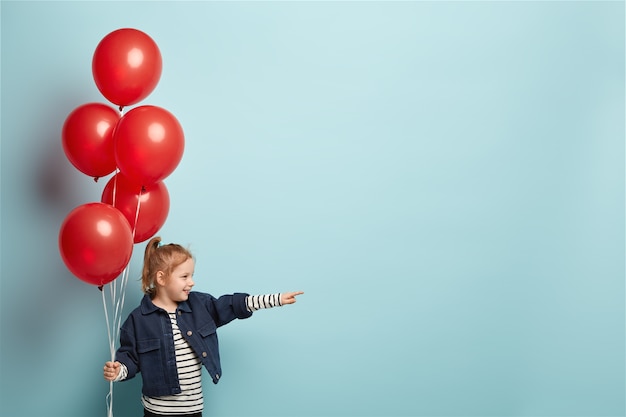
[156, 271, 166, 286]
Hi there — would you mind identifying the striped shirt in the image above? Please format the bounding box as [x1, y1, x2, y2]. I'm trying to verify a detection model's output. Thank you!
[141, 312, 203, 415]
[115, 294, 281, 415]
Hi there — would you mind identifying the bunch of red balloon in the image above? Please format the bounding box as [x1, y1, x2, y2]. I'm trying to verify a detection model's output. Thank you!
[59, 28, 184, 288]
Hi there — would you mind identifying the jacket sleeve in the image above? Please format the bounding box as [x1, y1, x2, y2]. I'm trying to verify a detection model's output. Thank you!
[114, 314, 140, 381]
[204, 292, 253, 327]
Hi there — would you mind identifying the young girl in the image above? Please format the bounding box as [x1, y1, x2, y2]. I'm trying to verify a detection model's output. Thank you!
[103, 237, 303, 417]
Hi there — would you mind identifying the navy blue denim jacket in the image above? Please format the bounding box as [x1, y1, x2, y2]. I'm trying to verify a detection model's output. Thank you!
[116, 291, 252, 397]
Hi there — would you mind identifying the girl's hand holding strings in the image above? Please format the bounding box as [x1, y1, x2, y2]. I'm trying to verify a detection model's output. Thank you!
[103, 361, 121, 381]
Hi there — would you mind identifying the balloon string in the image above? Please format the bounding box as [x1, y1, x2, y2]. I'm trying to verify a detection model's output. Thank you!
[111, 168, 119, 208]
[106, 381, 114, 417]
[131, 188, 143, 241]
[103, 264, 132, 417]
[103, 168, 139, 417]
[102, 280, 115, 417]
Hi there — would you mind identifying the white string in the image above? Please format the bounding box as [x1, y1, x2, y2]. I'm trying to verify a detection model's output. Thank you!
[103, 151, 143, 417]
[103, 264, 132, 417]
[103, 275, 115, 417]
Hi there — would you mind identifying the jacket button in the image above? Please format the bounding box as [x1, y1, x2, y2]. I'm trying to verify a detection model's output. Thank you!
[215, 374, 220, 380]
[178, 311, 182, 316]
[187, 331, 192, 336]
[202, 352, 207, 357]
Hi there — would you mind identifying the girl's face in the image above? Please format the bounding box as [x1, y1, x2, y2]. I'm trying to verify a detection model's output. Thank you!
[159, 258, 195, 304]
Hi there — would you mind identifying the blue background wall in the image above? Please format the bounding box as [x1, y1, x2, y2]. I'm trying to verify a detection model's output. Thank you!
[1, 1, 624, 416]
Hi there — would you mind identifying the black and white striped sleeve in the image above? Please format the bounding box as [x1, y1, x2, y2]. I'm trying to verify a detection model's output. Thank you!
[245, 293, 282, 312]
[113, 363, 128, 382]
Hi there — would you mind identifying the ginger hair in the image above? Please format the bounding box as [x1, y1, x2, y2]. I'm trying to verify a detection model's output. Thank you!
[142, 236, 193, 296]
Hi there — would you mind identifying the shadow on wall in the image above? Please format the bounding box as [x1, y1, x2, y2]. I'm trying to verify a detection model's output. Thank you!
[34, 95, 108, 212]
[17, 92, 103, 341]
[35, 95, 147, 417]
[1, 89, 143, 416]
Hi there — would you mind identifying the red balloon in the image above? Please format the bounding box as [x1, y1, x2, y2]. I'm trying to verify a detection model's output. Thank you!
[114, 105, 184, 186]
[92, 28, 162, 107]
[101, 173, 170, 243]
[59, 203, 134, 286]
[62, 103, 120, 178]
